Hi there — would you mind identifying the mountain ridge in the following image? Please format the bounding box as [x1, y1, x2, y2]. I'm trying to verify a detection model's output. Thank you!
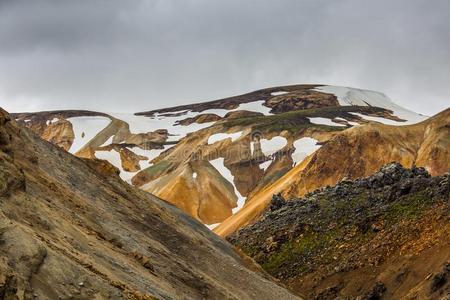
[12, 84, 445, 233]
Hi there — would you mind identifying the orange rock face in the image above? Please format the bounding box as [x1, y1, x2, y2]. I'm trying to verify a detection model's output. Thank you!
[177, 113, 222, 125]
[41, 119, 75, 151]
[141, 161, 239, 224]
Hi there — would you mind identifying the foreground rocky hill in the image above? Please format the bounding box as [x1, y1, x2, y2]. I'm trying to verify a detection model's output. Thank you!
[0, 107, 298, 299]
[229, 163, 450, 299]
[13, 84, 433, 229]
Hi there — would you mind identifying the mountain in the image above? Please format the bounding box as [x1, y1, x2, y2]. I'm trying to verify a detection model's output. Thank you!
[13, 84, 445, 233]
[215, 108, 450, 237]
[228, 163, 450, 299]
[0, 108, 297, 299]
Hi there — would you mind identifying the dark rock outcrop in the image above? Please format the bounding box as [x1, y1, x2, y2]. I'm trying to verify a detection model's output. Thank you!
[229, 163, 450, 299]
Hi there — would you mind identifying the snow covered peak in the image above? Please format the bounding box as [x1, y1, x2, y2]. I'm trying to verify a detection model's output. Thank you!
[313, 85, 427, 125]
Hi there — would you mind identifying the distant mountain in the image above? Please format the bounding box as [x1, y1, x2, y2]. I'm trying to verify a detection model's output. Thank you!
[13, 84, 447, 234]
[0, 107, 297, 299]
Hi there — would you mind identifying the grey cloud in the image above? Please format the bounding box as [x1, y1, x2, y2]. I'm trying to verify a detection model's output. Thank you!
[0, 0, 449, 115]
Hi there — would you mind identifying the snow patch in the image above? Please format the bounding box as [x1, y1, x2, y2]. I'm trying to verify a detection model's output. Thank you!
[68, 116, 111, 154]
[210, 158, 246, 214]
[308, 117, 346, 127]
[271, 91, 289, 96]
[100, 136, 114, 147]
[292, 137, 321, 165]
[201, 100, 272, 117]
[95, 149, 135, 182]
[313, 85, 427, 124]
[260, 136, 288, 157]
[131, 146, 169, 169]
[349, 112, 412, 126]
[237, 100, 273, 115]
[208, 131, 243, 145]
[95, 145, 172, 182]
[260, 160, 272, 171]
[193, 172, 198, 179]
[348, 121, 361, 126]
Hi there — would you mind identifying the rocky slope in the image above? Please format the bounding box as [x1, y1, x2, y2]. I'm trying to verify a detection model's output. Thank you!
[214, 108, 449, 236]
[229, 163, 450, 299]
[13, 84, 433, 228]
[0, 108, 298, 299]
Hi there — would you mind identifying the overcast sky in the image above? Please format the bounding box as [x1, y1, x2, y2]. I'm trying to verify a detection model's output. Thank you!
[0, 0, 449, 115]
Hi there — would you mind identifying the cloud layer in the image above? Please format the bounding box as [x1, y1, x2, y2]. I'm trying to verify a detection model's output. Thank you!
[0, 0, 449, 115]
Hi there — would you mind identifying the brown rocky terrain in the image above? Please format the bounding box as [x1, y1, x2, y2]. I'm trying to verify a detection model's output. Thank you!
[229, 163, 450, 299]
[135, 84, 323, 116]
[214, 108, 450, 237]
[176, 113, 222, 125]
[0, 108, 298, 299]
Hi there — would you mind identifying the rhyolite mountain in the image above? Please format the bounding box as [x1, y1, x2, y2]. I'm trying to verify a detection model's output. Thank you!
[0, 108, 298, 299]
[13, 84, 449, 234]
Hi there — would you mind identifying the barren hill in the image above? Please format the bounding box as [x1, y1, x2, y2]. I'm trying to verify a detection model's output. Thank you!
[0, 108, 297, 299]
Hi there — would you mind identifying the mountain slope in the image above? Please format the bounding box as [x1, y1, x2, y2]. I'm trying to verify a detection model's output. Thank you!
[229, 163, 450, 299]
[13, 84, 431, 228]
[214, 108, 450, 237]
[0, 108, 298, 299]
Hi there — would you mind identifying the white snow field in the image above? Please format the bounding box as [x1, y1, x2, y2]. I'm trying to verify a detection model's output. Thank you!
[292, 137, 321, 165]
[349, 112, 421, 126]
[237, 100, 273, 115]
[259, 160, 272, 171]
[313, 85, 427, 125]
[94, 148, 138, 182]
[207, 131, 243, 145]
[196, 100, 273, 117]
[68, 116, 112, 154]
[95, 145, 173, 182]
[110, 112, 215, 143]
[260, 136, 288, 157]
[271, 91, 289, 96]
[131, 145, 172, 170]
[308, 117, 346, 127]
[210, 158, 246, 214]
